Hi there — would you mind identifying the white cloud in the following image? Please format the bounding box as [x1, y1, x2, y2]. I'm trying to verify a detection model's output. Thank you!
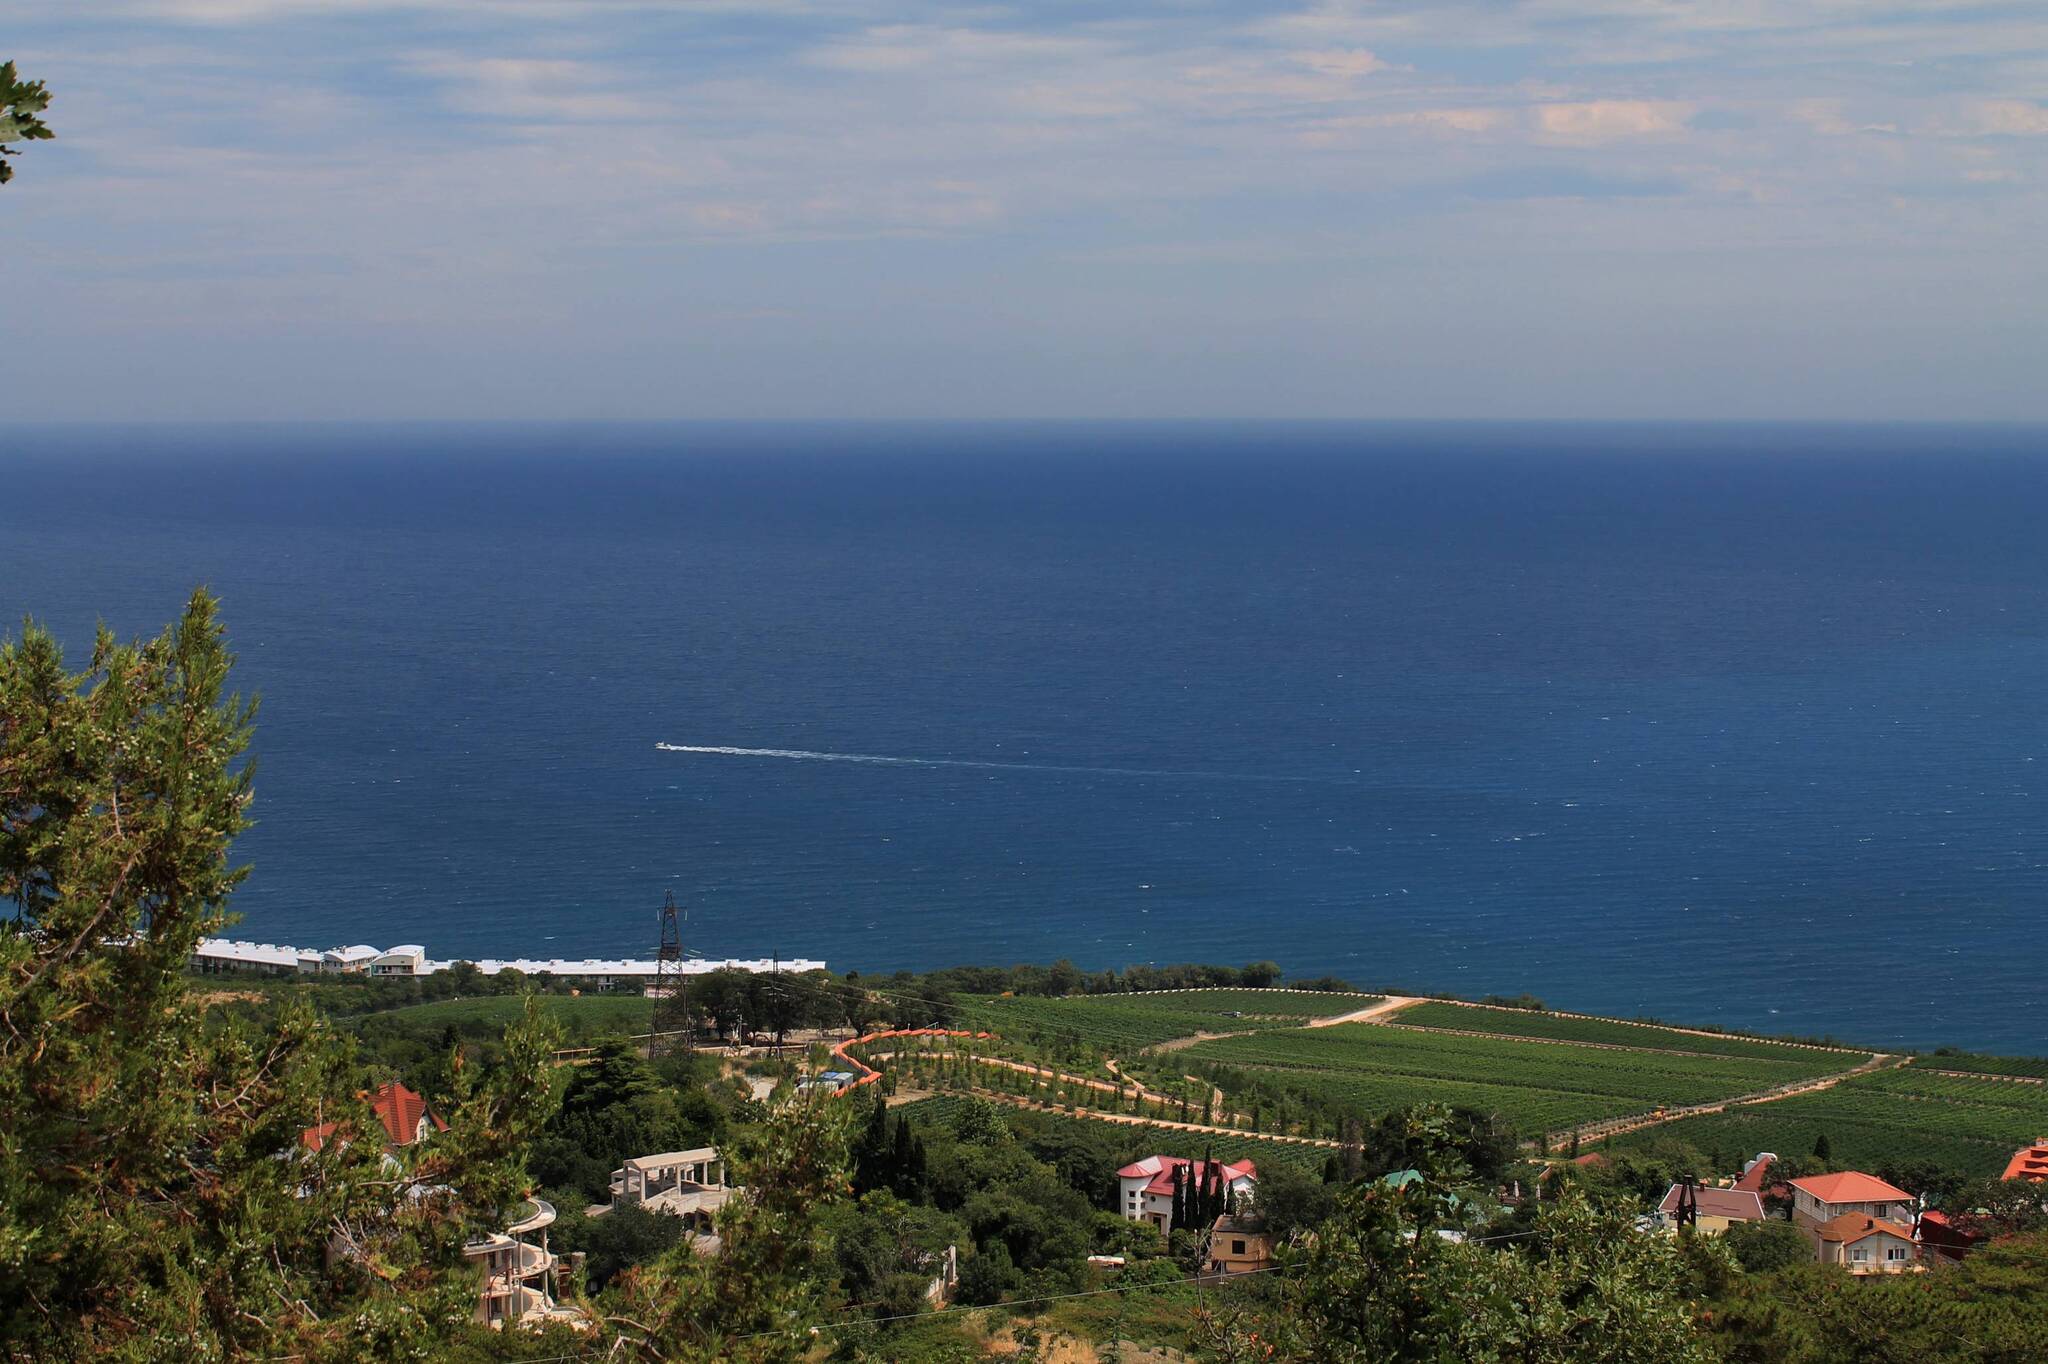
[1791, 100, 1897, 137]
[1533, 100, 1693, 141]
[1971, 99, 2048, 136]
[416, 57, 671, 121]
[1293, 48, 1388, 78]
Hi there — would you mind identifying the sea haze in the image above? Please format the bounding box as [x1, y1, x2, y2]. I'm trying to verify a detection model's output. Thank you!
[7, 422, 2048, 1051]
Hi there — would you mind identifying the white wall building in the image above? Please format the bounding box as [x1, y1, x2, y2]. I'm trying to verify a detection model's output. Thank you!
[1115, 1156, 1257, 1237]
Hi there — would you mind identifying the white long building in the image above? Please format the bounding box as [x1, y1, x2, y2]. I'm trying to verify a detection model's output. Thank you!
[191, 937, 823, 987]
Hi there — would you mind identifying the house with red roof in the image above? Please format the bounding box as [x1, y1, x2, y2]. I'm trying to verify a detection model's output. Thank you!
[299, 1080, 449, 1155]
[1812, 1213, 1923, 1274]
[1116, 1155, 1256, 1236]
[297, 1081, 581, 1329]
[1655, 1184, 1766, 1235]
[1733, 1152, 1776, 1193]
[1788, 1171, 1915, 1232]
[2002, 1138, 2048, 1183]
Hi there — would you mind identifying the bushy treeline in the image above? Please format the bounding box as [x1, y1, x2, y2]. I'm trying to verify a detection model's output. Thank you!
[884, 958, 1358, 999]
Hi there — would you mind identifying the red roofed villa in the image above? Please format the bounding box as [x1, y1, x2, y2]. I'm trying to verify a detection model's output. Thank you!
[300, 1080, 449, 1154]
[2002, 1139, 2048, 1183]
[1116, 1155, 1257, 1236]
[296, 1081, 582, 1329]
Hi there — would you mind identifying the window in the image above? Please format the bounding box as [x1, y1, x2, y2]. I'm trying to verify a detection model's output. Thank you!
[1887, 1246, 1909, 1262]
[1231, 1240, 1246, 1254]
[1850, 1247, 1869, 1262]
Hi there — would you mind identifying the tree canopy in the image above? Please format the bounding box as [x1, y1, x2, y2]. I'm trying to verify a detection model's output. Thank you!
[0, 63, 52, 183]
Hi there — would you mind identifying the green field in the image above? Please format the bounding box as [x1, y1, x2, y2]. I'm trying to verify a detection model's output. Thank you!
[1176, 1025, 1860, 1136]
[1392, 1003, 1847, 1065]
[956, 989, 1378, 1050]
[1608, 1064, 2048, 1176]
[352, 993, 653, 1044]
[895, 1094, 1330, 1170]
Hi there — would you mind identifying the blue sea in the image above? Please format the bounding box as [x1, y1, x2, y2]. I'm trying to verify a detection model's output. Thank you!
[7, 422, 2048, 1052]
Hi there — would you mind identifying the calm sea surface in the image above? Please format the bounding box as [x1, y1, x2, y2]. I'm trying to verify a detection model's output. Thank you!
[7, 422, 2048, 1051]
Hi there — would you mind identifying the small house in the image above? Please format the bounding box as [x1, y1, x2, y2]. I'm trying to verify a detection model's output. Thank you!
[1813, 1213, 1922, 1274]
[1206, 1212, 1274, 1276]
[1655, 1184, 1766, 1234]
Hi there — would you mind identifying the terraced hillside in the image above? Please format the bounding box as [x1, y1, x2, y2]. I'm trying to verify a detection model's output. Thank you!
[1608, 1062, 2048, 1176]
[1178, 1018, 1865, 1137]
[955, 989, 1379, 1050]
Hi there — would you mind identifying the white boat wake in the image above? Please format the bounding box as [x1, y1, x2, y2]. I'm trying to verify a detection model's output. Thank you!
[655, 742, 1339, 784]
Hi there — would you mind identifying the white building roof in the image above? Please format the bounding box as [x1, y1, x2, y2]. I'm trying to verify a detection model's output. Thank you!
[193, 937, 822, 978]
[624, 1147, 721, 1173]
[193, 939, 300, 968]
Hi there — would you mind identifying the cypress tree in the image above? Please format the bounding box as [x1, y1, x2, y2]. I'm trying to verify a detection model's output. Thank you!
[890, 1113, 915, 1193]
[854, 1094, 889, 1192]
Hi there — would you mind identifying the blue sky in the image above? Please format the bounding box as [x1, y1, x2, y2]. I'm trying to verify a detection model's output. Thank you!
[6, 0, 2047, 419]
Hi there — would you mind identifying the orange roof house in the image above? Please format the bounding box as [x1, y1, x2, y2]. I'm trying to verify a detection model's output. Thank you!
[300, 1081, 448, 1154]
[2002, 1139, 2048, 1183]
[1812, 1213, 1922, 1274]
[1789, 1171, 1918, 1241]
[1789, 1172, 1913, 1205]
[1734, 1153, 1776, 1193]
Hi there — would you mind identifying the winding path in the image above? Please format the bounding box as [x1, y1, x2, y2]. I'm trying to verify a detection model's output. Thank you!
[1306, 995, 1422, 1028]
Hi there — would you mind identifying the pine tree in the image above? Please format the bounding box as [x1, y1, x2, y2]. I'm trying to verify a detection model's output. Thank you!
[0, 593, 562, 1358]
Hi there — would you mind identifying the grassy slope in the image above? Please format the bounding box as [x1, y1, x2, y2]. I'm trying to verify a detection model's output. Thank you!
[352, 993, 653, 1043]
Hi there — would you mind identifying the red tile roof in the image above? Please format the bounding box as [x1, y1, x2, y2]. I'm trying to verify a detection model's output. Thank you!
[1115, 1154, 1257, 1196]
[1813, 1212, 1917, 1246]
[2002, 1140, 2048, 1183]
[1657, 1185, 1766, 1222]
[300, 1081, 445, 1153]
[1788, 1171, 1912, 1205]
[371, 1081, 445, 1147]
[1734, 1155, 1775, 1193]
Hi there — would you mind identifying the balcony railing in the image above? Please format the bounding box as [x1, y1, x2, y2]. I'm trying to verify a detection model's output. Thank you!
[507, 1197, 556, 1234]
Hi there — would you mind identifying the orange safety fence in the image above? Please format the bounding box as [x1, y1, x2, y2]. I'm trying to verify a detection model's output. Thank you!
[829, 1028, 998, 1093]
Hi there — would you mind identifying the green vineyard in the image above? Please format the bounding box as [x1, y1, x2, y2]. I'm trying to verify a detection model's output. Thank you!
[1176, 1024, 1860, 1136]
[1910, 1051, 2048, 1080]
[955, 989, 1377, 1050]
[1391, 1002, 1848, 1065]
[894, 1093, 1331, 1170]
[1607, 1064, 2048, 1175]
